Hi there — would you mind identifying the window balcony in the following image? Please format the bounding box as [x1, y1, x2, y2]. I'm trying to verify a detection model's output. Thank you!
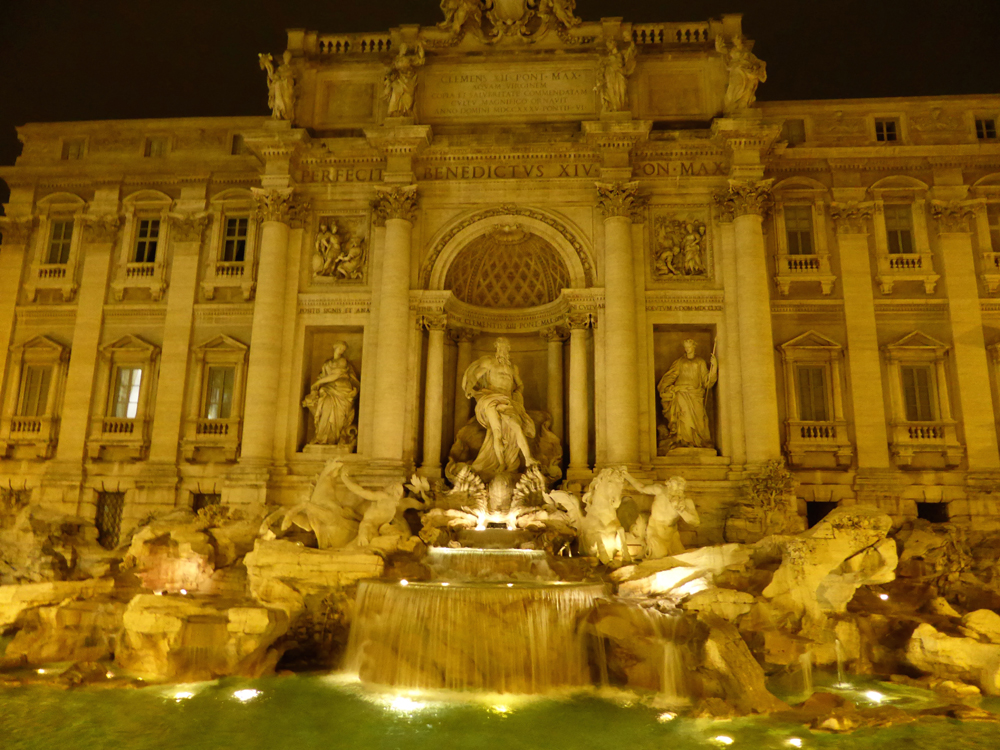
[875, 251, 939, 294]
[785, 420, 853, 468]
[889, 420, 962, 468]
[774, 251, 836, 295]
[181, 417, 241, 461]
[981, 251, 1000, 293]
[87, 416, 149, 461]
[113, 260, 166, 300]
[0, 415, 59, 459]
[202, 261, 254, 300]
[25, 262, 77, 302]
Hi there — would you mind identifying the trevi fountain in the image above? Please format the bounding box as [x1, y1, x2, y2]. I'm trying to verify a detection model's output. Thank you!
[2, 1, 1000, 748]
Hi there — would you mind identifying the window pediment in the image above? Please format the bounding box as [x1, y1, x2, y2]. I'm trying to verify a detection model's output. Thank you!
[884, 331, 949, 358]
[780, 330, 842, 355]
[14, 335, 69, 361]
[100, 334, 160, 360]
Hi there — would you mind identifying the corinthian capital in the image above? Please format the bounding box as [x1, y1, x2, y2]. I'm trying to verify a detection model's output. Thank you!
[0, 216, 35, 246]
[168, 213, 212, 242]
[595, 181, 644, 221]
[419, 313, 448, 331]
[81, 214, 122, 244]
[373, 185, 419, 225]
[930, 200, 976, 233]
[829, 202, 874, 235]
[251, 187, 304, 224]
[716, 179, 775, 219]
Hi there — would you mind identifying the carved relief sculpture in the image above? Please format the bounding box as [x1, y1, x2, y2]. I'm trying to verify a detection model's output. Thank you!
[597, 40, 637, 113]
[302, 342, 360, 448]
[313, 220, 368, 281]
[657, 339, 718, 452]
[259, 51, 296, 121]
[438, 0, 484, 37]
[715, 34, 767, 113]
[653, 216, 708, 279]
[537, 0, 581, 30]
[384, 43, 426, 118]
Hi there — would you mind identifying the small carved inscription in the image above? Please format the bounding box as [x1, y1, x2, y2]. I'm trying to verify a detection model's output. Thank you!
[422, 65, 596, 120]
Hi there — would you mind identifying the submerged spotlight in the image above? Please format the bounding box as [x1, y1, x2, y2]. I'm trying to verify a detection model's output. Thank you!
[712, 736, 735, 746]
[878, 593, 889, 601]
[864, 690, 885, 703]
[400, 579, 409, 586]
[388, 696, 427, 713]
[233, 689, 261, 703]
[787, 739, 804, 748]
[173, 691, 195, 701]
[657, 712, 677, 722]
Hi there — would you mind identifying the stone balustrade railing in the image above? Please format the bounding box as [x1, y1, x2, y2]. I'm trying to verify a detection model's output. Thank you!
[317, 34, 392, 56]
[632, 23, 712, 45]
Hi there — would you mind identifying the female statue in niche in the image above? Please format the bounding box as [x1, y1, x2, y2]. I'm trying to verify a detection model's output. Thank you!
[657, 339, 718, 451]
[597, 39, 637, 113]
[302, 342, 360, 447]
[258, 51, 296, 121]
[715, 34, 767, 113]
[384, 43, 426, 117]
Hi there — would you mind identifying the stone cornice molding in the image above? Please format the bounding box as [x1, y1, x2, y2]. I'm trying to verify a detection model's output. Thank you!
[716, 178, 775, 219]
[81, 214, 123, 244]
[0, 216, 35, 245]
[373, 184, 419, 225]
[829, 202, 875, 235]
[595, 181, 645, 221]
[251, 187, 305, 225]
[930, 200, 977, 233]
[167, 213, 212, 242]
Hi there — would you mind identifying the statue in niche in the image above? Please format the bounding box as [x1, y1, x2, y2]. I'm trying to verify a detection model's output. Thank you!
[438, 0, 484, 36]
[654, 218, 708, 279]
[313, 221, 367, 281]
[625, 475, 700, 559]
[258, 51, 296, 121]
[536, 0, 580, 29]
[384, 42, 426, 117]
[302, 342, 360, 447]
[461, 337, 537, 480]
[657, 339, 718, 452]
[715, 34, 767, 113]
[597, 40, 637, 113]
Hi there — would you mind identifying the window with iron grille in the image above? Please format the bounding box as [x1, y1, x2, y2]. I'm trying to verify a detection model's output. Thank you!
[133, 219, 160, 263]
[875, 119, 899, 142]
[221, 217, 248, 262]
[95, 492, 125, 550]
[976, 118, 997, 140]
[47, 220, 74, 264]
[17, 365, 52, 417]
[901, 365, 936, 422]
[193, 493, 222, 513]
[796, 365, 829, 422]
[884, 204, 914, 254]
[784, 206, 814, 255]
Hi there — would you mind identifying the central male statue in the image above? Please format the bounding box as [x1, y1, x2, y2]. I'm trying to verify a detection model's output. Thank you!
[462, 337, 537, 477]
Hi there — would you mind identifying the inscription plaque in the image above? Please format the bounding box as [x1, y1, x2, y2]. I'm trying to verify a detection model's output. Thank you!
[421, 64, 597, 121]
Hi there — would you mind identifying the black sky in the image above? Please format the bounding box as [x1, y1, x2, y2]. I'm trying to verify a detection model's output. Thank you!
[1, 0, 998, 207]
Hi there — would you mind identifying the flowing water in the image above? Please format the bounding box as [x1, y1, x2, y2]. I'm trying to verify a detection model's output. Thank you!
[424, 547, 554, 581]
[344, 580, 606, 693]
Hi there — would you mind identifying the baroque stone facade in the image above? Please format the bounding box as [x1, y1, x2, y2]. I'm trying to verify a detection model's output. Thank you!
[2, 8, 1000, 544]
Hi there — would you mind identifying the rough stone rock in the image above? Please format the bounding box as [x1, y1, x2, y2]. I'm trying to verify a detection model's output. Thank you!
[927, 597, 962, 617]
[589, 601, 667, 691]
[698, 614, 787, 714]
[3, 598, 126, 665]
[114, 594, 288, 682]
[123, 521, 216, 594]
[244, 539, 383, 618]
[615, 544, 750, 599]
[0, 505, 115, 585]
[959, 609, 1000, 644]
[907, 622, 1000, 695]
[682, 588, 755, 623]
[762, 506, 894, 622]
[0, 579, 115, 631]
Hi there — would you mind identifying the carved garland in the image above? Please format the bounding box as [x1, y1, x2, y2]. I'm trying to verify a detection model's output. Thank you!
[81, 214, 123, 244]
[829, 202, 875, 235]
[930, 201, 977, 233]
[168, 214, 212, 242]
[715, 179, 775, 219]
[0, 217, 35, 245]
[419, 204, 595, 288]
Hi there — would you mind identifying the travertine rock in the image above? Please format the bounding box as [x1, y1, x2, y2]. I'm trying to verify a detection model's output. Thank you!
[3, 598, 126, 665]
[683, 588, 755, 622]
[907, 622, 1000, 695]
[0, 579, 115, 630]
[0, 505, 114, 585]
[960, 609, 1000, 644]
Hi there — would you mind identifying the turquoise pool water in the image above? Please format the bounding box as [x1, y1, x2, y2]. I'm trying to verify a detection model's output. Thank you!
[1, 674, 999, 750]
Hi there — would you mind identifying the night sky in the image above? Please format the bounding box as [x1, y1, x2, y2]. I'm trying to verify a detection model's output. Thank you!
[1, 0, 998, 207]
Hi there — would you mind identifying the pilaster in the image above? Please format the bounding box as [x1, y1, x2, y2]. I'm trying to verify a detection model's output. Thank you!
[0, 218, 32, 418]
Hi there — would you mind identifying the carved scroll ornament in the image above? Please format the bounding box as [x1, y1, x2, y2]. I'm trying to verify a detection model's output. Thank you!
[930, 201, 977, 233]
[81, 214, 122, 243]
[829, 202, 874, 235]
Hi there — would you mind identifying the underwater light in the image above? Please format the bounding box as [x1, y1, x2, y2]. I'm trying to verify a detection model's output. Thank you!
[878, 594, 889, 601]
[491, 704, 510, 715]
[507, 583, 514, 588]
[864, 690, 885, 703]
[106, 671, 114, 679]
[787, 739, 803, 748]
[712, 736, 735, 746]
[441, 582, 450, 587]
[35, 669, 47, 675]
[388, 696, 427, 713]
[233, 689, 261, 703]
[174, 691, 195, 701]
[400, 579, 409, 586]
[657, 712, 677, 722]
[180, 589, 188, 595]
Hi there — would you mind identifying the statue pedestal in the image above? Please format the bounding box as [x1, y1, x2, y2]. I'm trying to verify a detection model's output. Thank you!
[659, 447, 718, 462]
[302, 444, 355, 457]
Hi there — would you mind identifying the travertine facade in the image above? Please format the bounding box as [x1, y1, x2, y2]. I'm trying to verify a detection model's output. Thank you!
[2, 7, 1000, 544]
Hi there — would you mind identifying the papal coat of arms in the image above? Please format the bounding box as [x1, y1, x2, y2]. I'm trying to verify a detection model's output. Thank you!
[438, 0, 580, 40]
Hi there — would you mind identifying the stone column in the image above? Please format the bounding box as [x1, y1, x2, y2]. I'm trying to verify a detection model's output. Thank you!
[0, 219, 32, 406]
[419, 314, 447, 477]
[933, 201, 1000, 469]
[716, 211, 747, 465]
[829, 203, 891, 469]
[567, 313, 593, 472]
[55, 215, 121, 464]
[371, 185, 418, 464]
[596, 182, 642, 466]
[542, 326, 568, 440]
[148, 215, 209, 463]
[240, 189, 298, 463]
[450, 328, 476, 437]
[717, 180, 782, 463]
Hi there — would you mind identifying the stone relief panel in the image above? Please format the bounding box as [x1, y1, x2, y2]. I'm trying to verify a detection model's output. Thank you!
[311, 215, 370, 285]
[649, 210, 711, 283]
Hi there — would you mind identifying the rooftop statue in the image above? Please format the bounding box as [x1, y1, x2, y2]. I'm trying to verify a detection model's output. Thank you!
[597, 40, 637, 113]
[438, 0, 484, 37]
[657, 339, 718, 452]
[462, 337, 537, 480]
[716, 34, 767, 113]
[302, 342, 359, 447]
[258, 51, 296, 121]
[384, 43, 426, 117]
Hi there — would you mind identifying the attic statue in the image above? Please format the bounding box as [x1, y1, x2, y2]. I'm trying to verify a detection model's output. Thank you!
[258, 51, 295, 121]
[384, 43, 426, 117]
[716, 34, 767, 112]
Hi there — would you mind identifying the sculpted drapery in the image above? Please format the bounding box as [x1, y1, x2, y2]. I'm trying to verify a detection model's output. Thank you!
[657, 339, 718, 450]
[303, 342, 359, 446]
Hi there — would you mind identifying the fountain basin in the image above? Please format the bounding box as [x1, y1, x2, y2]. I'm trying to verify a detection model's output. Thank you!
[344, 579, 606, 693]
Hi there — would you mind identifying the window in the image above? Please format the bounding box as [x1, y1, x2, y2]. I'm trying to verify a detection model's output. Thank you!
[46, 220, 74, 264]
[144, 137, 168, 157]
[111, 367, 143, 419]
[976, 118, 997, 140]
[806, 501, 838, 528]
[133, 219, 160, 263]
[17, 365, 52, 418]
[796, 365, 829, 422]
[221, 217, 248, 262]
[193, 493, 221, 513]
[784, 206, 814, 255]
[95, 492, 125, 550]
[989, 204, 1000, 251]
[917, 502, 949, 523]
[875, 119, 899, 142]
[62, 139, 85, 160]
[901, 365, 935, 422]
[884, 204, 914, 254]
[231, 134, 246, 155]
[204, 366, 235, 419]
[782, 119, 806, 146]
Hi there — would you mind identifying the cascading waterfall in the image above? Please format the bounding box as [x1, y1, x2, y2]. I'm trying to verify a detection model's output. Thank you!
[799, 651, 814, 695]
[344, 579, 606, 693]
[424, 547, 554, 581]
[645, 609, 689, 704]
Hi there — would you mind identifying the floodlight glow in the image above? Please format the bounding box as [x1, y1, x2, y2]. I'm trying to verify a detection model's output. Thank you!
[864, 690, 885, 703]
[657, 712, 677, 722]
[712, 736, 735, 746]
[491, 704, 510, 715]
[174, 691, 195, 701]
[233, 689, 261, 702]
[35, 669, 47, 675]
[180, 589, 188, 596]
[441, 582, 450, 587]
[400, 579, 409, 586]
[878, 594, 889, 601]
[787, 739, 804, 748]
[388, 696, 427, 713]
